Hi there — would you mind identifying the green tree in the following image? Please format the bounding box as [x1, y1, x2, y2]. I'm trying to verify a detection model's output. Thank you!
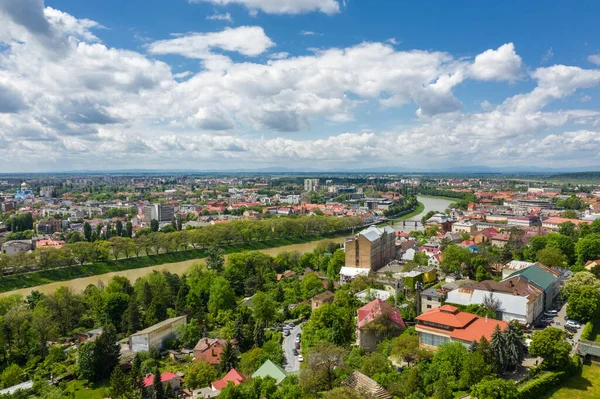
[299, 342, 347, 393]
[94, 324, 121, 381]
[116, 220, 124, 237]
[208, 277, 236, 316]
[440, 245, 472, 274]
[206, 247, 225, 272]
[1, 364, 23, 389]
[567, 285, 600, 322]
[459, 350, 493, 389]
[77, 342, 96, 382]
[503, 322, 524, 371]
[108, 365, 135, 399]
[84, 222, 92, 242]
[563, 272, 600, 299]
[252, 291, 276, 326]
[490, 325, 507, 372]
[576, 233, 600, 265]
[151, 219, 159, 232]
[536, 247, 568, 267]
[360, 352, 393, 377]
[152, 368, 165, 399]
[470, 377, 520, 399]
[529, 327, 571, 369]
[185, 361, 218, 389]
[219, 341, 237, 374]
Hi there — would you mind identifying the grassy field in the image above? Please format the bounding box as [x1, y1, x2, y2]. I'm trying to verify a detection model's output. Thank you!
[0, 235, 340, 293]
[543, 365, 600, 399]
[66, 379, 109, 399]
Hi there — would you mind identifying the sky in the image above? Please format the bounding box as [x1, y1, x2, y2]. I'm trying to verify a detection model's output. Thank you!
[1, 0, 600, 172]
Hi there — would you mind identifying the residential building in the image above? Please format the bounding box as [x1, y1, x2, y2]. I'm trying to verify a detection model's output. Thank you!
[502, 261, 536, 279]
[355, 288, 391, 303]
[1, 240, 33, 255]
[507, 263, 560, 310]
[542, 217, 591, 230]
[415, 305, 508, 351]
[452, 221, 476, 234]
[143, 372, 181, 392]
[194, 338, 232, 365]
[490, 232, 511, 248]
[356, 299, 406, 352]
[311, 291, 335, 310]
[142, 204, 175, 224]
[211, 368, 246, 391]
[420, 288, 447, 313]
[345, 225, 396, 272]
[304, 179, 319, 192]
[39, 186, 56, 198]
[584, 260, 600, 271]
[37, 219, 62, 234]
[252, 360, 287, 385]
[446, 276, 544, 325]
[129, 316, 186, 352]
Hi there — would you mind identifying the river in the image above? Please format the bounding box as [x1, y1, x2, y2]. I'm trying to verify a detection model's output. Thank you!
[391, 195, 454, 232]
[0, 237, 346, 298]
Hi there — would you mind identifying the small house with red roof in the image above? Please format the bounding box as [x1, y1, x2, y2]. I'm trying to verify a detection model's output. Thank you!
[211, 368, 247, 391]
[356, 299, 406, 352]
[143, 372, 181, 391]
[415, 305, 507, 351]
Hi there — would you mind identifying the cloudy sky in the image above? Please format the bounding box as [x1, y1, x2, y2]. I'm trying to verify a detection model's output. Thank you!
[1, 0, 600, 172]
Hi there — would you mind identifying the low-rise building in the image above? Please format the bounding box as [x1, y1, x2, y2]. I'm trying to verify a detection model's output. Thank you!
[252, 360, 287, 385]
[211, 368, 246, 391]
[452, 222, 476, 234]
[420, 288, 447, 313]
[356, 299, 405, 352]
[143, 372, 181, 392]
[415, 305, 508, 351]
[355, 288, 391, 303]
[506, 263, 560, 310]
[311, 291, 335, 310]
[1, 240, 33, 255]
[129, 316, 186, 352]
[194, 338, 232, 365]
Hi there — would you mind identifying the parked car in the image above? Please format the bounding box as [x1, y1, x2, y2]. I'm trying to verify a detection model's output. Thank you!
[566, 320, 581, 329]
[565, 325, 578, 334]
[298, 355, 304, 362]
[284, 329, 290, 336]
[292, 348, 298, 356]
[534, 322, 548, 329]
[544, 311, 558, 317]
[295, 342, 300, 349]
[295, 336, 300, 343]
[289, 322, 295, 328]
[563, 330, 574, 339]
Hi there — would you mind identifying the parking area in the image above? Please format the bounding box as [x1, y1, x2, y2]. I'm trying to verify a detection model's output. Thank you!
[530, 301, 582, 354]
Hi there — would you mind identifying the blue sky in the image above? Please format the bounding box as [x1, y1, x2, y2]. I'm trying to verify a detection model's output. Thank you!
[1, 0, 600, 172]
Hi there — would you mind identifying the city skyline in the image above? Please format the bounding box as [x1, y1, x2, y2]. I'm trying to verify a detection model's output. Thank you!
[1, 0, 600, 172]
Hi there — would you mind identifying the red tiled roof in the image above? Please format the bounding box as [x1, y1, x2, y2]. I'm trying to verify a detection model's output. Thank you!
[143, 372, 179, 387]
[211, 369, 246, 391]
[416, 305, 477, 328]
[357, 299, 406, 329]
[450, 317, 508, 342]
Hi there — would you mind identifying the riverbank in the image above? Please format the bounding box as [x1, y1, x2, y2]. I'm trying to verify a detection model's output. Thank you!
[0, 235, 344, 294]
[379, 201, 425, 226]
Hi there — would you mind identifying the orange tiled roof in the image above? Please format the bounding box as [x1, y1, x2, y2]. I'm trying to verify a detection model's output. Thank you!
[416, 305, 477, 328]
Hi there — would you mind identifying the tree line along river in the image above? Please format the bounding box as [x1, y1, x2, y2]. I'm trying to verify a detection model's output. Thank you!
[0, 196, 453, 298]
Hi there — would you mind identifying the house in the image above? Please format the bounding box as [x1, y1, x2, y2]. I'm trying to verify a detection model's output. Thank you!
[585, 260, 600, 271]
[311, 291, 335, 310]
[1, 240, 33, 255]
[344, 225, 396, 272]
[143, 372, 182, 391]
[211, 368, 246, 391]
[356, 299, 406, 352]
[339, 267, 370, 284]
[452, 222, 476, 234]
[501, 260, 536, 279]
[542, 217, 591, 230]
[252, 360, 287, 385]
[194, 338, 232, 365]
[129, 316, 187, 352]
[445, 276, 544, 325]
[355, 289, 391, 303]
[415, 265, 437, 283]
[415, 305, 508, 351]
[75, 328, 103, 343]
[343, 371, 392, 399]
[507, 263, 560, 310]
[420, 288, 447, 313]
[490, 232, 511, 248]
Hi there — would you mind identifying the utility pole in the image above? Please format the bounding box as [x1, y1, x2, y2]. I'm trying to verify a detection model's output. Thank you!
[415, 281, 423, 315]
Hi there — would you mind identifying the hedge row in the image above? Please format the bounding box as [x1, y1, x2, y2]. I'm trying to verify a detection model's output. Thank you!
[581, 321, 594, 341]
[519, 357, 581, 399]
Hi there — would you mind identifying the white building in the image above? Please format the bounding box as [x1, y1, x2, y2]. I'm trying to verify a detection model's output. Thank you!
[355, 289, 391, 303]
[304, 179, 319, 192]
[129, 316, 186, 352]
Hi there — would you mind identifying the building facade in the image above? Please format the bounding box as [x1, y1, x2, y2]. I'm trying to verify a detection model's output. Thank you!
[129, 316, 186, 352]
[345, 225, 396, 272]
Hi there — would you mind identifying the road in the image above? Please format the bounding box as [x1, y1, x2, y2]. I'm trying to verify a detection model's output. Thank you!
[552, 302, 582, 355]
[282, 323, 302, 372]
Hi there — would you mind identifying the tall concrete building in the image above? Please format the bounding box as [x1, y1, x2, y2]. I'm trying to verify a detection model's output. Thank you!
[345, 225, 396, 272]
[142, 204, 175, 224]
[304, 179, 319, 192]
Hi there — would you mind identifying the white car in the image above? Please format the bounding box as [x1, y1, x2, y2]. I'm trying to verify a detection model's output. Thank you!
[566, 320, 581, 329]
[298, 355, 304, 362]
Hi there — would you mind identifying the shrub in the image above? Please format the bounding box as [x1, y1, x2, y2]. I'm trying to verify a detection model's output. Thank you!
[581, 321, 594, 341]
[519, 357, 581, 399]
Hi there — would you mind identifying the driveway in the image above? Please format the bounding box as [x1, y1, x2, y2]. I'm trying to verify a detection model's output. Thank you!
[282, 323, 302, 372]
[545, 302, 582, 355]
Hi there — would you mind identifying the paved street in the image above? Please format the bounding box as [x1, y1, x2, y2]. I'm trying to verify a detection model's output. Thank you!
[552, 302, 582, 355]
[282, 323, 302, 372]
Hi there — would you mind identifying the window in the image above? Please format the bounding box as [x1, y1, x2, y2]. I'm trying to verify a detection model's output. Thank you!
[427, 296, 432, 301]
[420, 332, 450, 347]
[427, 304, 432, 309]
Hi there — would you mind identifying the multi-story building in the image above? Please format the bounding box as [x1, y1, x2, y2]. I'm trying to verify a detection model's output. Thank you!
[142, 204, 175, 224]
[356, 299, 405, 352]
[304, 179, 319, 192]
[129, 316, 186, 352]
[415, 305, 507, 351]
[36, 219, 62, 235]
[344, 225, 396, 272]
[39, 186, 56, 198]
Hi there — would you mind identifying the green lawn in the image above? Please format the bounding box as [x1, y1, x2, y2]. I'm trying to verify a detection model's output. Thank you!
[66, 379, 110, 399]
[543, 365, 600, 399]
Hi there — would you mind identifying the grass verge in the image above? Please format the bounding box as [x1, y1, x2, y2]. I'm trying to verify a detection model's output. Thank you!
[542, 365, 600, 399]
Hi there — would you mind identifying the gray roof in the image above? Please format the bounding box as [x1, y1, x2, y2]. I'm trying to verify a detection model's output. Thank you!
[130, 316, 186, 336]
[421, 288, 443, 297]
[360, 225, 394, 242]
